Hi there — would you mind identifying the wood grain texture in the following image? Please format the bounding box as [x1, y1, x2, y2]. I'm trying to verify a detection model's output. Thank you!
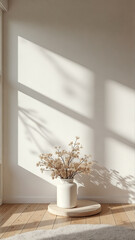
[37, 209, 56, 230]
[21, 204, 46, 233]
[0, 204, 28, 239]
[53, 216, 71, 229]
[100, 204, 115, 225]
[86, 213, 100, 224]
[0, 203, 135, 239]
[122, 204, 135, 229]
[109, 204, 133, 228]
[70, 217, 86, 225]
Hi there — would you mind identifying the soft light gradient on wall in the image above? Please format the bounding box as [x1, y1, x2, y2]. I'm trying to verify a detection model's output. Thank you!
[3, 0, 135, 203]
[18, 37, 94, 186]
[0, 8, 3, 204]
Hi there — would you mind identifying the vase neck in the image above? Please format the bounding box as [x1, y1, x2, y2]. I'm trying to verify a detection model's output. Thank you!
[60, 178, 74, 183]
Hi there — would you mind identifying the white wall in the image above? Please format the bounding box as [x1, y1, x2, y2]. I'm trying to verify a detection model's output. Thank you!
[0, 8, 3, 204]
[3, 0, 135, 203]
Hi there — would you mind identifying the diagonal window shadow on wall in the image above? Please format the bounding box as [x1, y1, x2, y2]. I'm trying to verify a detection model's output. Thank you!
[17, 37, 135, 203]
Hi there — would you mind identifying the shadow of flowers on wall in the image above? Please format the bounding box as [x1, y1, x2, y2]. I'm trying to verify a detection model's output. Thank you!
[18, 106, 62, 153]
[76, 161, 135, 203]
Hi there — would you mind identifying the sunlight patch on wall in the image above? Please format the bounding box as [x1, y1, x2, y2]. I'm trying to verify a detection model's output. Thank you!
[105, 137, 135, 177]
[105, 79, 135, 200]
[18, 92, 94, 185]
[105, 80, 135, 143]
[104, 136, 135, 201]
[18, 36, 94, 119]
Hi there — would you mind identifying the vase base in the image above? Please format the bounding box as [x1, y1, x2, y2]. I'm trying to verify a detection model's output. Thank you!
[48, 200, 101, 217]
[57, 204, 77, 209]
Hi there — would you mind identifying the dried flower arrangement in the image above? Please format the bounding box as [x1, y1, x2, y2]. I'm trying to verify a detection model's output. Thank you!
[37, 137, 92, 179]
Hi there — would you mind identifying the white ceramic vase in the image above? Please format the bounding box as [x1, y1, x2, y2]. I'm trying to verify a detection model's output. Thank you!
[57, 179, 77, 208]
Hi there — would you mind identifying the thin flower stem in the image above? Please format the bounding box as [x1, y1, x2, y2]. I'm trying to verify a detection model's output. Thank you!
[37, 138, 91, 180]
[57, 149, 66, 166]
[75, 159, 85, 170]
[68, 139, 78, 166]
[71, 171, 84, 178]
[64, 169, 68, 178]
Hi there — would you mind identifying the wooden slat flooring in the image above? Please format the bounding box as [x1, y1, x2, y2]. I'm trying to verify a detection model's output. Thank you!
[37, 208, 56, 230]
[100, 204, 115, 225]
[21, 204, 47, 234]
[122, 204, 135, 229]
[53, 216, 71, 229]
[70, 217, 86, 225]
[0, 203, 134, 238]
[109, 204, 133, 229]
[86, 213, 100, 224]
[0, 204, 28, 239]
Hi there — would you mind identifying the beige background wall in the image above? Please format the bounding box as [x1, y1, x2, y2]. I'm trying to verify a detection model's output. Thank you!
[3, 0, 135, 203]
[0, 8, 3, 204]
